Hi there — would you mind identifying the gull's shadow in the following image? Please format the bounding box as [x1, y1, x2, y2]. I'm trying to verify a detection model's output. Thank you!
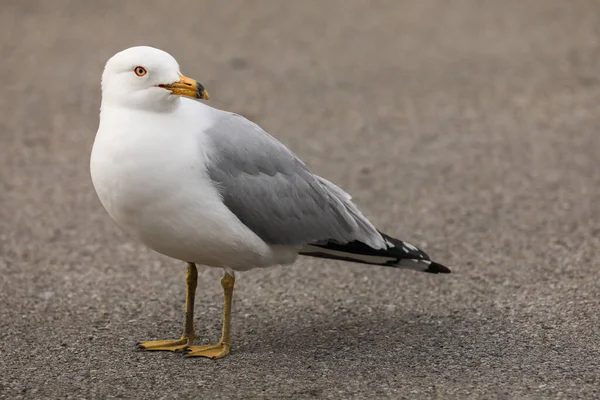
[236, 306, 526, 368]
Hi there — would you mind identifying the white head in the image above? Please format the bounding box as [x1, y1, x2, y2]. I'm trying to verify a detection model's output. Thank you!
[101, 46, 209, 111]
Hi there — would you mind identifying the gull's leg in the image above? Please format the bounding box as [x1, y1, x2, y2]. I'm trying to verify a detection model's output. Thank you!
[137, 262, 198, 352]
[184, 271, 234, 359]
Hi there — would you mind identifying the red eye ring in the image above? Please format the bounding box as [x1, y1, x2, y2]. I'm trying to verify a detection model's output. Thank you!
[134, 66, 147, 77]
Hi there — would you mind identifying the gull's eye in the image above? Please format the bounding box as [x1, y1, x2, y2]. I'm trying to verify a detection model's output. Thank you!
[134, 66, 147, 77]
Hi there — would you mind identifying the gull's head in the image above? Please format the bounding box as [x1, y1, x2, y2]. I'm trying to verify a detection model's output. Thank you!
[101, 46, 209, 111]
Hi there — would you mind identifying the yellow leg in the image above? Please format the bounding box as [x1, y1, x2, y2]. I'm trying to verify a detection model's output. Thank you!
[184, 272, 234, 359]
[137, 262, 198, 352]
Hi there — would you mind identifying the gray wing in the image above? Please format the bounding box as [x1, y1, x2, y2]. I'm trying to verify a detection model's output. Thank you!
[204, 112, 386, 249]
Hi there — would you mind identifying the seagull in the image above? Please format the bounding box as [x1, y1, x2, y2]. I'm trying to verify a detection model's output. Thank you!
[90, 46, 450, 360]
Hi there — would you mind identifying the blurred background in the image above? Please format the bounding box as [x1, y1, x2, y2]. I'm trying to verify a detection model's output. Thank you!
[1, 1, 599, 398]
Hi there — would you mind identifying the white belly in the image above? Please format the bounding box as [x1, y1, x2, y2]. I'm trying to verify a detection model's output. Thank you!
[90, 108, 295, 269]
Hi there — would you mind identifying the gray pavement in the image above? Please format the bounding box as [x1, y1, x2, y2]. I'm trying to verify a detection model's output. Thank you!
[1, 1, 599, 398]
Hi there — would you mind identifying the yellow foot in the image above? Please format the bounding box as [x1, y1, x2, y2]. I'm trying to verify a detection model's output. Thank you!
[136, 337, 192, 352]
[183, 342, 230, 359]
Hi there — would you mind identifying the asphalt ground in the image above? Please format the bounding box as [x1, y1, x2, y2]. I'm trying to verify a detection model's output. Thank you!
[1, 1, 599, 398]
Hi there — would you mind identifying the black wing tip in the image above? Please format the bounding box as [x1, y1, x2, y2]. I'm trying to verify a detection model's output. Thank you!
[425, 261, 451, 274]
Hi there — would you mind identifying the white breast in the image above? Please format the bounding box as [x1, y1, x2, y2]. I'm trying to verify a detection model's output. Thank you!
[90, 101, 284, 269]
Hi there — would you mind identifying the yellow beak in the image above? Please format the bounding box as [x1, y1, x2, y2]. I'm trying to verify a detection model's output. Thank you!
[158, 74, 210, 100]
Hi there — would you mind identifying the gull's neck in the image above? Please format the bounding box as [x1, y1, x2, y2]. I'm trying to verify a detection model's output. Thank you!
[98, 97, 217, 140]
[100, 94, 181, 116]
